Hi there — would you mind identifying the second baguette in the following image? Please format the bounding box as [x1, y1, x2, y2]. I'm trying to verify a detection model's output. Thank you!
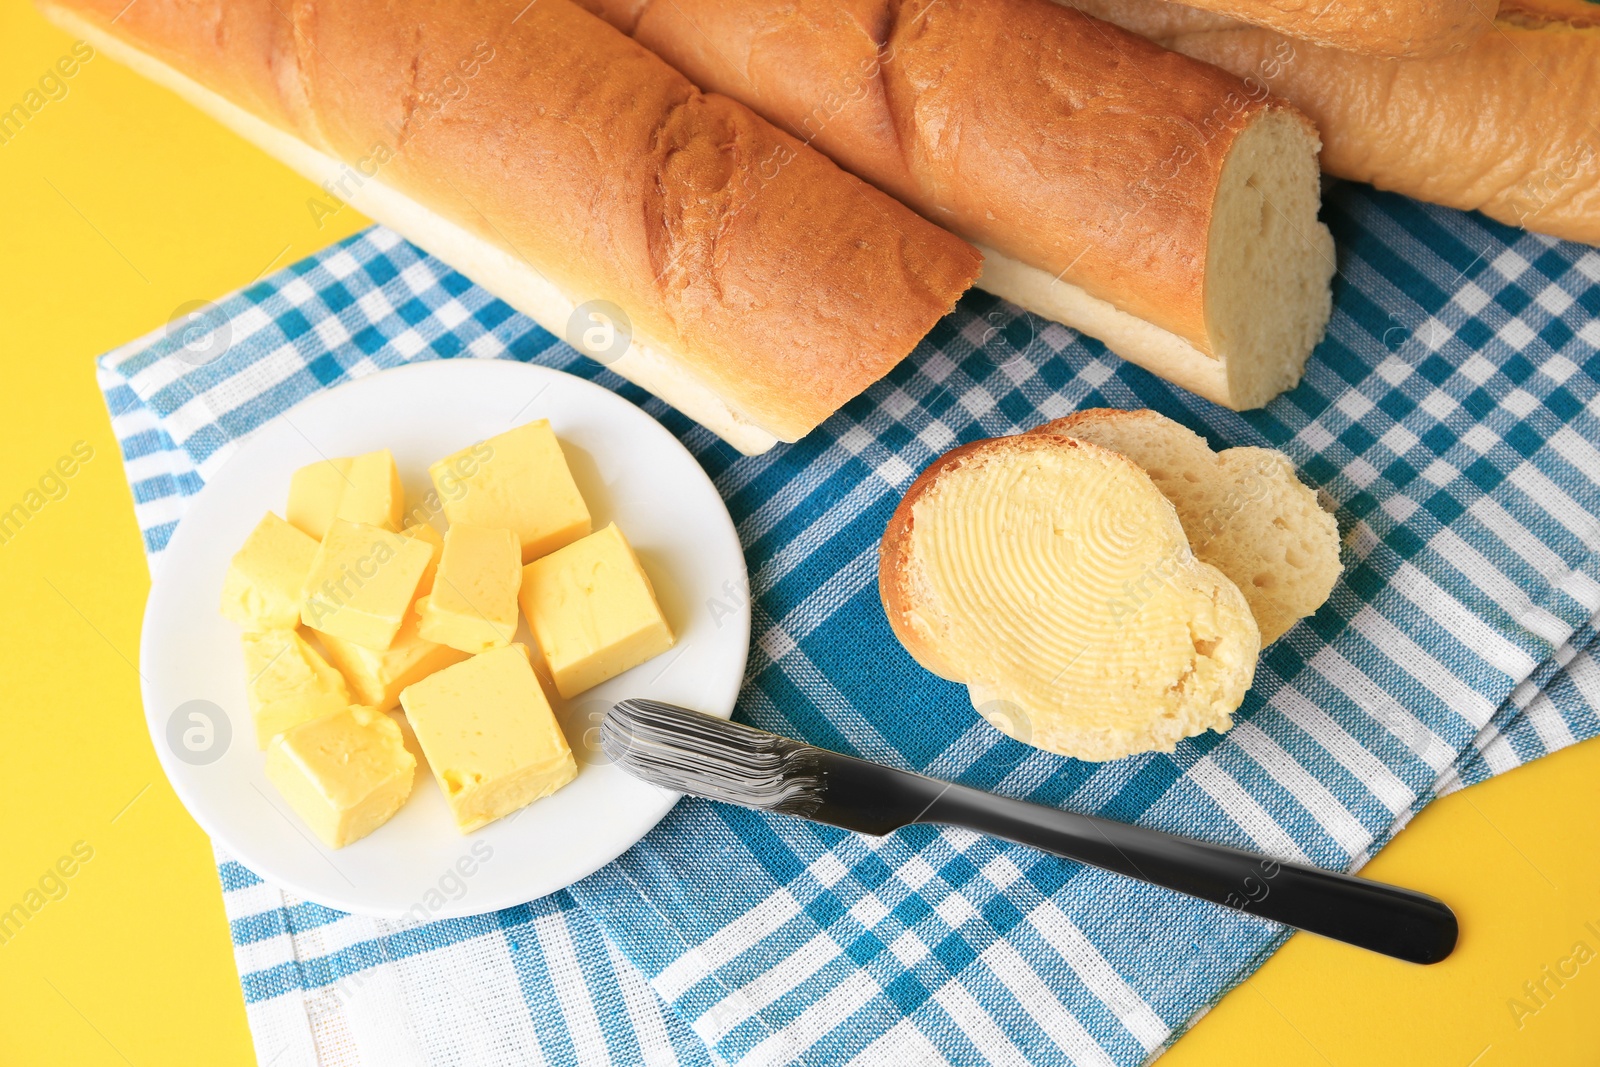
[1143, 0, 1490, 57]
[580, 0, 1336, 411]
[1071, 0, 1600, 246]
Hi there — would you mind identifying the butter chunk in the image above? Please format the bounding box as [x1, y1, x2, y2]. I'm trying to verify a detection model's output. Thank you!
[301, 520, 433, 650]
[221, 512, 320, 631]
[399, 644, 576, 832]
[264, 705, 415, 849]
[286, 457, 352, 541]
[430, 420, 590, 563]
[518, 523, 674, 698]
[334, 449, 405, 531]
[319, 612, 469, 711]
[240, 629, 351, 748]
[400, 524, 445, 596]
[417, 524, 522, 654]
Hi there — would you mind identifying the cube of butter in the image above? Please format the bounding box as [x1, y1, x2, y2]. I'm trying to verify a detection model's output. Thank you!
[335, 449, 406, 531]
[241, 629, 351, 747]
[399, 644, 577, 832]
[221, 512, 320, 631]
[417, 524, 522, 654]
[286, 457, 352, 541]
[264, 705, 415, 848]
[301, 520, 434, 650]
[319, 611, 469, 711]
[518, 523, 674, 698]
[430, 420, 590, 563]
[400, 524, 445, 596]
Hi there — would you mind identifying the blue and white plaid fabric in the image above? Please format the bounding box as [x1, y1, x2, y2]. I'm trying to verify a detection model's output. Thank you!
[98, 182, 1600, 1066]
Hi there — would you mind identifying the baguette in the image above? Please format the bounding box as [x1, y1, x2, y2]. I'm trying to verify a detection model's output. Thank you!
[41, 0, 982, 453]
[1135, 0, 1492, 57]
[878, 433, 1259, 761]
[1070, 0, 1600, 245]
[1504, 0, 1600, 21]
[1031, 409, 1340, 644]
[579, 0, 1336, 411]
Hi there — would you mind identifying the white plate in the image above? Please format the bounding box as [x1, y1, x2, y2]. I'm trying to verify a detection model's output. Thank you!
[140, 361, 749, 918]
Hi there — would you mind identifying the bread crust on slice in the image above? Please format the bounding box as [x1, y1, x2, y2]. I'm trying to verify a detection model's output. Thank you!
[880, 434, 1259, 761]
[1035, 409, 1341, 644]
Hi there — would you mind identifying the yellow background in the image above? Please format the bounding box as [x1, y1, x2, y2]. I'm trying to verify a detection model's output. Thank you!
[2, 3, 1597, 1063]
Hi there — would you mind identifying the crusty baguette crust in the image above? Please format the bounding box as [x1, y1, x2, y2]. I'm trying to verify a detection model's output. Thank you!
[580, 0, 1300, 356]
[971, 245, 1233, 405]
[40, 3, 780, 453]
[1502, 0, 1600, 24]
[1072, 0, 1600, 246]
[46, 0, 981, 445]
[1153, 0, 1491, 57]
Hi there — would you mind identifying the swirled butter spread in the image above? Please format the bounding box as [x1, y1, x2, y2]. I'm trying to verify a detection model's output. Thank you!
[901, 435, 1259, 761]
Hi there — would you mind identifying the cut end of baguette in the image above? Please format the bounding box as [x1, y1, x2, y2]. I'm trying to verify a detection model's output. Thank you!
[975, 107, 1332, 412]
[1204, 107, 1337, 410]
[1037, 409, 1341, 644]
[879, 434, 1259, 762]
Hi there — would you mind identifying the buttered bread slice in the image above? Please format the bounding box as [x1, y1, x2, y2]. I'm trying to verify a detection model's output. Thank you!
[879, 434, 1259, 761]
[1035, 410, 1341, 645]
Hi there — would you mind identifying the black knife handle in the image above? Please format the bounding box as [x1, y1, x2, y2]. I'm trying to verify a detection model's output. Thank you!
[921, 783, 1457, 964]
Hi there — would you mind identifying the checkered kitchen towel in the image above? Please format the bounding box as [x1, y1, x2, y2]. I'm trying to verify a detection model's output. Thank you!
[97, 178, 1600, 1067]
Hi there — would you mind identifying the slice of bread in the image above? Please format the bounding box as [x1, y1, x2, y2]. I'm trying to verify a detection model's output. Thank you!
[879, 434, 1260, 762]
[1035, 409, 1340, 644]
